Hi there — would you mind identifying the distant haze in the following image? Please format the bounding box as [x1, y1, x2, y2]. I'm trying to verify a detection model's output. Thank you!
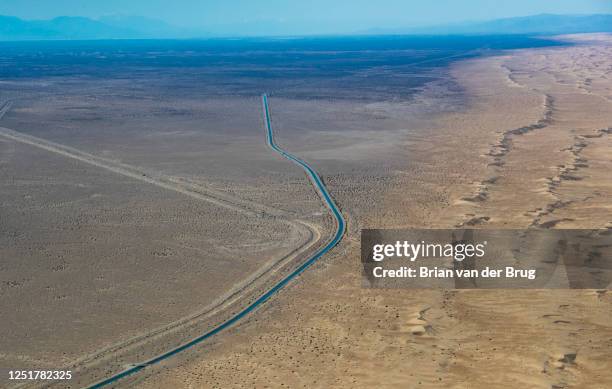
[0, 0, 611, 36]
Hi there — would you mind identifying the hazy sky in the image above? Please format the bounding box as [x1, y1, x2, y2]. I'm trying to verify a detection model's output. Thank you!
[1, 0, 611, 34]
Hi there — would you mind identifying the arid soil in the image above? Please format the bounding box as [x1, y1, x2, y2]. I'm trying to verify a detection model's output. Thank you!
[134, 35, 612, 388]
[0, 93, 332, 385]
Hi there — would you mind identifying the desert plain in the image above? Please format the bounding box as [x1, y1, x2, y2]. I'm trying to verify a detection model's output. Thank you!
[0, 34, 610, 388]
[135, 35, 612, 388]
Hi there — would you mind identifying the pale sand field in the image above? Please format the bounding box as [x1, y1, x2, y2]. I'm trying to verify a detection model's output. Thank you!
[134, 36, 612, 388]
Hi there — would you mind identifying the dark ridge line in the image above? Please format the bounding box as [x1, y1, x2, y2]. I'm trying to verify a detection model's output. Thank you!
[462, 94, 555, 205]
[531, 127, 612, 228]
[457, 94, 555, 228]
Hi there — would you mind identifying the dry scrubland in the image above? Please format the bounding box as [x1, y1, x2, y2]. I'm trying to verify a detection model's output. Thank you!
[135, 36, 612, 388]
[0, 91, 326, 216]
[0, 92, 332, 386]
[0, 34, 610, 389]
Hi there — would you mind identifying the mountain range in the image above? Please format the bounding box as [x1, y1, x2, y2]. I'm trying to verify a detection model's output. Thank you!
[0, 13, 611, 40]
[365, 14, 612, 36]
[0, 15, 206, 40]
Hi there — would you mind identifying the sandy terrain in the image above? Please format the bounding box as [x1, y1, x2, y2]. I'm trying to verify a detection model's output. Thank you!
[134, 35, 612, 388]
[0, 133, 326, 380]
[0, 90, 332, 385]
